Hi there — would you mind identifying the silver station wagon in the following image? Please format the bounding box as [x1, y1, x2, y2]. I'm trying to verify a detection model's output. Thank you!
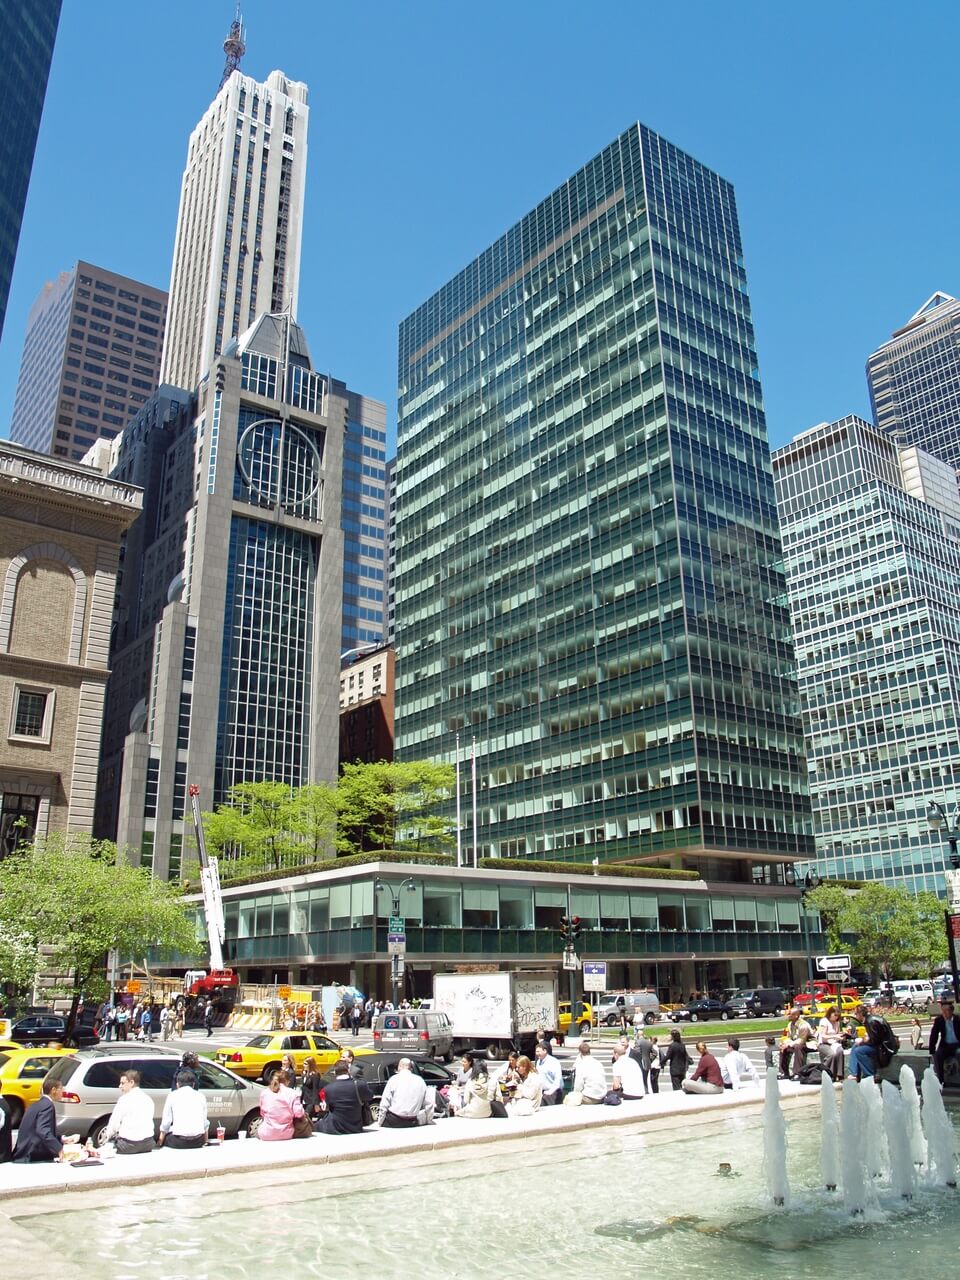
[45, 1044, 265, 1144]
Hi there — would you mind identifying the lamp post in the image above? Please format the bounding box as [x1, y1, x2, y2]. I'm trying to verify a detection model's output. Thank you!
[795, 868, 821, 988]
[925, 800, 960, 1002]
[374, 877, 416, 1007]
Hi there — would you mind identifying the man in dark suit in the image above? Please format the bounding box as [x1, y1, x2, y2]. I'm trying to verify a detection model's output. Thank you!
[928, 998, 960, 1084]
[13, 1079, 65, 1162]
[0, 1094, 13, 1162]
[316, 1061, 373, 1134]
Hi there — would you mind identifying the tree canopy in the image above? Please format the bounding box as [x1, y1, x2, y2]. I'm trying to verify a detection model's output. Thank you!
[807, 880, 948, 981]
[200, 760, 455, 879]
[0, 832, 196, 1034]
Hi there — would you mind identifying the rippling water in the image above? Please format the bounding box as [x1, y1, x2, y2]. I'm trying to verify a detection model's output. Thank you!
[13, 1111, 960, 1279]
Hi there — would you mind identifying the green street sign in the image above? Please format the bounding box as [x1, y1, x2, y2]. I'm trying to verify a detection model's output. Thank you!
[389, 915, 404, 933]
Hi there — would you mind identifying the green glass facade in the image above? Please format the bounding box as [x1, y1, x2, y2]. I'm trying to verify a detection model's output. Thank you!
[395, 123, 811, 873]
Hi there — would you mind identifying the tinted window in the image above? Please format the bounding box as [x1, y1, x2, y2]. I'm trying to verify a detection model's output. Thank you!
[0, 1054, 9, 1069]
[308, 1035, 338, 1052]
[245, 1036, 272, 1049]
[85, 1060, 133, 1088]
[19, 1056, 59, 1080]
[415, 1062, 450, 1082]
[286, 1036, 309, 1051]
[196, 1062, 240, 1090]
[137, 1060, 179, 1090]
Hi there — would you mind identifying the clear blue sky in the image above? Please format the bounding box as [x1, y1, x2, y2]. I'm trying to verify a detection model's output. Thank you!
[2, 0, 958, 454]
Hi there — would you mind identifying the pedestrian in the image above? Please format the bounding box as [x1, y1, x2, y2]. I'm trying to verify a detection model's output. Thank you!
[101, 1004, 116, 1042]
[338, 1047, 361, 1078]
[763, 1035, 777, 1070]
[647, 1037, 661, 1093]
[351, 1003, 362, 1037]
[663, 1029, 692, 1091]
[631, 1032, 658, 1093]
[778, 1007, 814, 1079]
[909, 1017, 925, 1051]
[816, 1007, 847, 1082]
[364, 997, 375, 1028]
[534, 1041, 564, 1105]
[450, 1054, 493, 1119]
[141, 1005, 153, 1042]
[928, 998, 960, 1083]
[611, 1043, 646, 1100]
[0, 1094, 13, 1163]
[115, 1004, 129, 1040]
[300, 1057, 323, 1125]
[570, 1042, 607, 1105]
[720, 1037, 760, 1090]
[377, 1057, 429, 1127]
[102, 1069, 156, 1154]
[12, 1080, 69, 1162]
[281, 1053, 298, 1088]
[316, 1061, 373, 1134]
[160, 1004, 172, 1041]
[204, 999, 215, 1037]
[847, 1003, 897, 1079]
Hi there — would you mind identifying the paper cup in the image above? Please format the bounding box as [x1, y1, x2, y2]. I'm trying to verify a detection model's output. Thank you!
[238, 1131, 248, 1141]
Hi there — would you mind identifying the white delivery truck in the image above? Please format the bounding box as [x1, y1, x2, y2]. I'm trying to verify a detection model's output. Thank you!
[433, 970, 559, 1057]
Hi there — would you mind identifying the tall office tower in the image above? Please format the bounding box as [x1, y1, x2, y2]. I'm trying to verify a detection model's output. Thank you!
[867, 292, 960, 470]
[773, 416, 960, 893]
[394, 124, 812, 879]
[341, 398, 388, 654]
[160, 65, 308, 392]
[385, 457, 396, 643]
[9, 261, 167, 461]
[0, 0, 61, 342]
[96, 315, 345, 880]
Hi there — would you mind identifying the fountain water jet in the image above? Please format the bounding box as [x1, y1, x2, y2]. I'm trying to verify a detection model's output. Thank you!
[861, 1077, 888, 1179]
[819, 1078, 841, 1191]
[839, 1078, 868, 1214]
[921, 1066, 958, 1188]
[899, 1063, 927, 1168]
[762, 1066, 790, 1207]
[881, 1080, 916, 1200]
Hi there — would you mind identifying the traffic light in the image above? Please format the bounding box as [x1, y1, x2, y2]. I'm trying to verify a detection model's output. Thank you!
[570, 916, 582, 942]
[559, 915, 571, 943]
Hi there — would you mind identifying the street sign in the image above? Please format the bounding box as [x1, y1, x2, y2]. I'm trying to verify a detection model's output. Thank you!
[277, 984, 292, 1000]
[389, 915, 404, 933]
[816, 954, 851, 974]
[582, 961, 607, 992]
[387, 932, 406, 955]
[562, 949, 578, 970]
[125, 980, 141, 995]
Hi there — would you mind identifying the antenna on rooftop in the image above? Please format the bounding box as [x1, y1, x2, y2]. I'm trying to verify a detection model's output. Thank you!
[219, 4, 246, 91]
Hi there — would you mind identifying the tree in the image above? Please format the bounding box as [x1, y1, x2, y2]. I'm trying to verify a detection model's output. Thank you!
[0, 832, 196, 1037]
[202, 781, 303, 874]
[336, 760, 455, 855]
[806, 880, 948, 981]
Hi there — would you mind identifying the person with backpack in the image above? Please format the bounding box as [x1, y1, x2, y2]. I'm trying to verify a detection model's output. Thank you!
[848, 1003, 898, 1079]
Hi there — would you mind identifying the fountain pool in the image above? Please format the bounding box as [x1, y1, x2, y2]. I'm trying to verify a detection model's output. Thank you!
[7, 1104, 960, 1279]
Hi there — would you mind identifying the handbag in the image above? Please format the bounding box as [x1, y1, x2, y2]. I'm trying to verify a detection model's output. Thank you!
[353, 1078, 374, 1127]
[292, 1113, 314, 1139]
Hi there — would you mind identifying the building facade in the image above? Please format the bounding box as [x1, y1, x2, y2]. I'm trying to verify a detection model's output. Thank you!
[773, 416, 960, 893]
[160, 68, 308, 392]
[341, 397, 388, 653]
[339, 644, 395, 764]
[0, 441, 141, 851]
[9, 260, 167, 462]
[394, 123, 811, 883]
[867, 292, 960, 471]
[94, 315, 346, 879]
[0, 0, 61, 342]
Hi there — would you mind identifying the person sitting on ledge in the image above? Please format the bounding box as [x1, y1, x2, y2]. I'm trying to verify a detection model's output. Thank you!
[377, 1058, 428, 1128]
[682, 1042, 724, 1095]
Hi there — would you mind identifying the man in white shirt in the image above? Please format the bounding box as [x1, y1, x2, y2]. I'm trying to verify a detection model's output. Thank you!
[377, 1058, 430, 1128]
[103, 1069, 156, 1154]
[721, 1037, 760, 1090]
[572, 1043, 607, 1104]
[611, 1044, 645, 1099]
[535, 1041, 564, 1105]
[159, 1070, 209, 1148]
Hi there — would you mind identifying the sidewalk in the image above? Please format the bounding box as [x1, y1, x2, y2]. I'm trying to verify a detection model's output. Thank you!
[0, 1077, 823, 1203]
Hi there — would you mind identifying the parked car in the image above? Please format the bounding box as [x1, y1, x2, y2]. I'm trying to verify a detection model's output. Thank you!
[321, 1051, 455, 1122]
[558, 1001, 594, 1036]
[372, 1010, 454, 1060]
[215, 1031, 374, 1081]
[726, 988, 787, 1018]
[887, 980, 934, 1009]
[0, 1047, 76, 1127]
[669, 999, 734, 1023]
[46, 1047, 265, 1145]
[805, 993, 860, 1017]
[10, 1010, 100, 1047]
[596, 991, 661, 1026]
[860, 989, 882, 1008]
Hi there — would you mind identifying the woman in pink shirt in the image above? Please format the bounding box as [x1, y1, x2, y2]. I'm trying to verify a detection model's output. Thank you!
[258, 1070, 306, 1140]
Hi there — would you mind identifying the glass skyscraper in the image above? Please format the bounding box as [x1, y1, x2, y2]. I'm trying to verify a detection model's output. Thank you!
[773, 416, 960, 893]
[0, 0, 61, 342]
[395, 123, 811, 878]
[867, 291, 960, 469]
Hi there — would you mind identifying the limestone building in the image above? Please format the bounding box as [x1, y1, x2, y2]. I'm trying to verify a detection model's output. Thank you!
[0, 442, 141, 851]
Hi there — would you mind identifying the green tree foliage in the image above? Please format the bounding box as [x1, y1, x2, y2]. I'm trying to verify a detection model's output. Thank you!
[806, 881, 948, 981]
[200, 762, 455, 876]
[0, 832, 196, 1036]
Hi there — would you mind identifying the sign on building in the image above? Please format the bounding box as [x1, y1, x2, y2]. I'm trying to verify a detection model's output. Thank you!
[582, 961, 607, 992]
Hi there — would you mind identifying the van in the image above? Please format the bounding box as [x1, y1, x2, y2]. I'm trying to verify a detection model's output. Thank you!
[889, 980, 933, 1009]
[596, 991, 661, 1027]
[372, 1009, 454, 1060]
[726, 988, 786, 1018]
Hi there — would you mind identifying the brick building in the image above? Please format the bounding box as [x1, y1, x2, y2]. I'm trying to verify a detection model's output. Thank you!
[339, 644, 394, 764]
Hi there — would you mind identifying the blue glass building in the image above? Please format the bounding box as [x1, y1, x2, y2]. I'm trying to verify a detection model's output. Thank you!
[394, 123, 812, 883]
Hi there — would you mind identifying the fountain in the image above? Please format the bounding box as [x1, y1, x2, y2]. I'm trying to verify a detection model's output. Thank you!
[762, 1065, 790, 1206]
[860, 1077, 888, 1179]
[899, 1062, 927, 1167]
[921, 1065, 958, 1187]
[839, 1077, 869, 1214]
[819, 1077, 841, 1191]
[881, 1080, 916, 1200]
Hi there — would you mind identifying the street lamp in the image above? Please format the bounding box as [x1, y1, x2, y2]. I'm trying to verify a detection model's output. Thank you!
[925, 799, 960, 1001]
[374, 877, 416, 1007]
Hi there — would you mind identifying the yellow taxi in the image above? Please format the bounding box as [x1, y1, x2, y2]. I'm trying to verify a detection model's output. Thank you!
[558, 1001, 595, 1036]
[215, 1031, 374, 1081]
[0, 1040, 24, 1054]
[0, 1046, 74, 1127]
[805, 994, 860, 1018]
